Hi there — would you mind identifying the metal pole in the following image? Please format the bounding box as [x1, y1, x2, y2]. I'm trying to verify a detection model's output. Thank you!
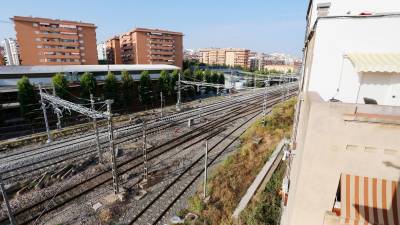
[160, 92, 163, 117]
[142, 120, 148, 182]
[203, 140, 208, 199]
[253, 73, 256, 92]
[262, 80, 269, 125]
[0, 175, 17, 225]
[91, 94, 102, 163]
[176, 72, 182, 111]
[198, 99, 202, 121]
[52, 83, 62, 130]
[229, 69, 233, 98]
[106, 99, 119, 194]
[39, 84, 52, 143]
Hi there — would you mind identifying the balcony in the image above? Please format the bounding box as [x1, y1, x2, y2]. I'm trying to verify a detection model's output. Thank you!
[149, 35, 174, 40]
[40, 40, 79, 47]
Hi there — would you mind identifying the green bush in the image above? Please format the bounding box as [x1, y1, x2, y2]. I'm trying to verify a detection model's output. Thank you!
[159, 70, 171, 96]
[79, 72, 97, 99]
[138, 70, 152, 106]
[170, 70, 179, 97]
[189, 195, 205, 214]
[104, 71, 118, 101]
[121, 70, 134, 107]
[240, 162, 287, 225]
[17, 76, 36, 119]
[52, 73, 68, 99]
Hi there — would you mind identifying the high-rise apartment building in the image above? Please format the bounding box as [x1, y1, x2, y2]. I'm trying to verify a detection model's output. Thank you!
[106, 36, 122, 64]
[199, 48, 250, 68]
[12, 16, 98, 65]
[106, 28, 183, 68]
[2, 38, 20, 66]
[97, 42, 107, 61]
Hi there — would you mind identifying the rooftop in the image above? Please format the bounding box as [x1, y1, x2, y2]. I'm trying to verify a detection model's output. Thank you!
[11, 16, 97, 28]
[0, 64, 180, 75]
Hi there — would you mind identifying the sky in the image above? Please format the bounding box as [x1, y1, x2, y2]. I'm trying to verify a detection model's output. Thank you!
[0, 0, 308, 57]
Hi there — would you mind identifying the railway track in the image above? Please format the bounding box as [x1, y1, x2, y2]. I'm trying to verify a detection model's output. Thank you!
[0, 88, 296, 225]
[125, 91, 296, 225]
[0, 84, 297, 183]
[0, 83, 294, 164]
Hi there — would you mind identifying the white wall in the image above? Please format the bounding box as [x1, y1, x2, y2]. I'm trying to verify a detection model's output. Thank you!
[308, 0, 400, 29]
[306, 17, 400, 104]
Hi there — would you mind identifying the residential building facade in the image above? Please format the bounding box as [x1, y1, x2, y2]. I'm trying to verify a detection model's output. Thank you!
[106, 28, 183, 68]
[199, 48, 250, 68]
[282, 1, 400, 225]
[106, 36, 122, 64]
[12, 16, 98, 65]
[97, 42, 106, 61]
[2, 38, 20, 66]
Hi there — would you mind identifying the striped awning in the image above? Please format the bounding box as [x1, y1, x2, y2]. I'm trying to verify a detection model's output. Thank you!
[346, 53, 400, 73]
[341, 174, 400, 225]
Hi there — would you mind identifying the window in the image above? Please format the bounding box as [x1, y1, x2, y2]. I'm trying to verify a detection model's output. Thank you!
[37, 45, 42, 49]
[317, 2, 331, 17]
[35, 38, 41, 42]
[34, 30, 40, 34]
[33, 23, 38, 27]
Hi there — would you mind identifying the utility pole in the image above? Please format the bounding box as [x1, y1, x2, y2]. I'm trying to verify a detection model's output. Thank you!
[262, 79, 270, 125]
[198, 99, 203, 122]
[253, 73, 256, 92]
[285, 78, 290, 101]
[176, 72, 182, 111]
[229, 69, 234, 98]
[39, 84, 52, 143]
[142, 120, 149, 183]
[106, 99, 119, 194]
[90, 94, 102, 163]
[52, 83, 62, 130]
[0, 175, 17, 225]
[203, 140, 208, 199]
[160, 92, 163, 117]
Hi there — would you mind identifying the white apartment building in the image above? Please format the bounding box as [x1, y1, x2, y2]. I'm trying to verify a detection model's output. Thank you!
[2, 38, 20, 66]
[97, 42, 107, 61]
[282, 1, 400, 225]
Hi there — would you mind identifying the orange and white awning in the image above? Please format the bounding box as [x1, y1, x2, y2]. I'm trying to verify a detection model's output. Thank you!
[341, 174, 400, 225]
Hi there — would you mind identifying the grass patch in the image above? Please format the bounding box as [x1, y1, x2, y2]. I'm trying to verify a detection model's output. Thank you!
[185, 98, 296, 225]
[240, 162, 287, 225]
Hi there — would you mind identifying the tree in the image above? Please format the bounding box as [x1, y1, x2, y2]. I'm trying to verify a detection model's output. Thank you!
[211, 71, 219, 84]
[170, 70, 179, 97]
[80, 72, 97, 99]
[139, 70, 152, 106]
[183, 68, 192, 81]
[203, 70, 212, 83]
[158, 70, 171, 96]
[17, 76, 36, 119]
[218, 73, 225, 84]
[52, 73, 68, 99]
[194, 68, 204, 82]
[104, 71, 118, 101]
[121, 70, 134, 107]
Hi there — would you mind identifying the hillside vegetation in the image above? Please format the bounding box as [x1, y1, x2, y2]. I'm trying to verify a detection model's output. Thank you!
[185, 97, 296, 225]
